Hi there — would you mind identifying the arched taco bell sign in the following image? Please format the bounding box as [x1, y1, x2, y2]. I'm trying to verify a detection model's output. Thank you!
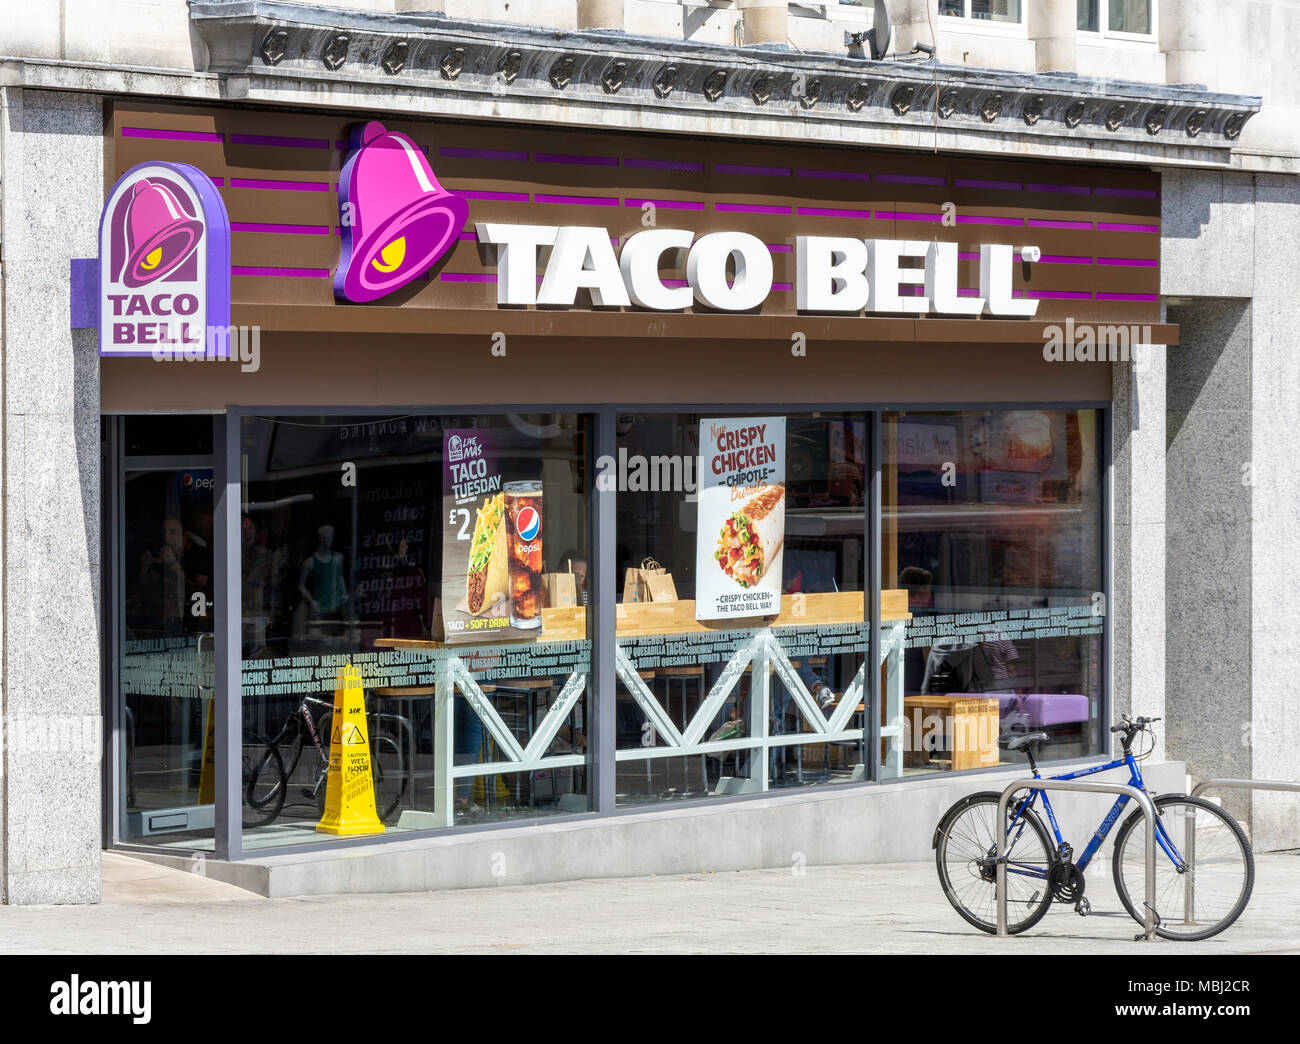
[97, 162, 231, 357]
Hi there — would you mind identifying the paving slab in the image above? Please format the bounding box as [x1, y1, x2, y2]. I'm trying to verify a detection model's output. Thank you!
[2, 851, 1296, 954]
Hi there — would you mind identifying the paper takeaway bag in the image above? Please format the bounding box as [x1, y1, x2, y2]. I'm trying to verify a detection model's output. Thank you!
[622, 557, 679, 603]
[543, 571, 578, 608]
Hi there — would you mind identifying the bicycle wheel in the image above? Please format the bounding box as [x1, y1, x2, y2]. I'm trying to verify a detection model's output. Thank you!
[371, 732, 408, 823]
[241, 734, 286, 829]
[935, 792, 1055, 935]
[1112, 795, 1254, 941]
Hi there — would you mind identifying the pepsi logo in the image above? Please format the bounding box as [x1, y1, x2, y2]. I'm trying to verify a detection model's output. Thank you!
[515, 506, 541, 541]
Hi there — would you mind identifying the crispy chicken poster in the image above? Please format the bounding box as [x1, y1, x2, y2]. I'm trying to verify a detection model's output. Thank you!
[696, 417, 786, 620]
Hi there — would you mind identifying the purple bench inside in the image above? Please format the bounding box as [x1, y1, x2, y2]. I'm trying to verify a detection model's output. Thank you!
[994, 693, 1090, 728]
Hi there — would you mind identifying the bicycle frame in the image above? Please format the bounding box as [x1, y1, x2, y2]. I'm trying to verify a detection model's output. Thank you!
[1004, 752, 1187, 879]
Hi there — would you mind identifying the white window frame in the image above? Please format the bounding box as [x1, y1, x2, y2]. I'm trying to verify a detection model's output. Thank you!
[1077, 0, 1158, 44]
[937, 0, 1027, 38]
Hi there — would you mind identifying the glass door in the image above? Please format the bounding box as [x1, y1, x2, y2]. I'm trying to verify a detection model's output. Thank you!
[113, 417, 218, 844]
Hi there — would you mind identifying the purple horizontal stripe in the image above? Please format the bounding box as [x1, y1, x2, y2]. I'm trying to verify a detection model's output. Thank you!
[535, 152, 619, 167]
[876, 211, 940, 222]
[661, 279, 689, 288]
[1096, 187, 1158, 199]
[1098, 222, 1159, 233]
[767, 244, 793, 253]
[536, 194, 619, 206]
[875, 173, 945, 186]
[715, 164, 791, 177]
[899, 286, 926, 296]
[1098, 257, 1158, 267]
[1029, 219, 1093, 230]
[230, 132, 330, 149]
[624, 158, 705, 172]
[796, 169, 870, 181]
[1020, 290, 1093, 300]
[441, 147, 528, 161]
[956, 215, 1023, 226]
[772, 282, 794, 292]
[229, 177, 328, 192]
[122, 127, 223, 143]
[459, 190, 530, 202]
[209, 177, 225, 187]
[233, 266, 328, 278]
[957, 288, 981, 297]
[716, 203, 792, 215]
[1026, 183, 1091, 195]
[1039, 254, 1093, 264]
[954, 178, 1021, 190]
[958, 251, 980, 260]
[441, 273, 498, 284]
[1096, 292, 1159, 301]
[624, 198, 706, 211]
[231, 221, 330, 235]
[797, 206, 873, 219]
[457, 231, 476, 241]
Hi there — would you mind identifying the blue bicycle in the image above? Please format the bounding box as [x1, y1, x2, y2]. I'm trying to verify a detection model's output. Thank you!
[933, 715, 1254, 939]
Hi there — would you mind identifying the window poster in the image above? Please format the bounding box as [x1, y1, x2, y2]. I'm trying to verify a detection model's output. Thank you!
[442, 429, 545, 643]
[695, 417, 786, 620]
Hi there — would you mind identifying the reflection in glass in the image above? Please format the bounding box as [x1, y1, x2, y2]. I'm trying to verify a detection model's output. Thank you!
[882, 410, 1104, 777]
[614, 413, 868, 805]
[239, 414, 591, 848]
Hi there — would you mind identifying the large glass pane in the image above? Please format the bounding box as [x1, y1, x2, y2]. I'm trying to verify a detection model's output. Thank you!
[971, 0, 1021, 23]
[939, 1, 964, 16]
[1078, 0, 1100, 32]
[614, 412, 869, 805]
[239, 413, 591, 848]
[881, 410, 1104, 777]
[1108, 0, 1150, 34]
[118, 419, 217, 846]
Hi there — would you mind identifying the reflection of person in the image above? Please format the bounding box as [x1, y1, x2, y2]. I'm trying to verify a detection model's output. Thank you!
[381, 537, 430, 638]
[298, 524, 349, 620]
[242, 516, 269, 656]
[138, 516, 190, 630]
[900, 566, 934, 695]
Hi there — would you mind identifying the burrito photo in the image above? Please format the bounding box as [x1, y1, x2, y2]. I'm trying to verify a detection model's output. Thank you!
[714, 484, 785, 588]
[466, 492, 509, 616]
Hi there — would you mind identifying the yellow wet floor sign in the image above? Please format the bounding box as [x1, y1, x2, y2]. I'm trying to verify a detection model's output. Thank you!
[317, 665, 385, 835]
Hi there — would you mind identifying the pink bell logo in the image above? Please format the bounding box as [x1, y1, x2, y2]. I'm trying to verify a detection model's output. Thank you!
[120, 179, 205, 287]
[334, 121, 468, 303]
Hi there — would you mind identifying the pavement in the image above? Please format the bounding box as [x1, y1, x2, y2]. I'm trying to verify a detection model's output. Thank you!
[1, 850, 1297, 954]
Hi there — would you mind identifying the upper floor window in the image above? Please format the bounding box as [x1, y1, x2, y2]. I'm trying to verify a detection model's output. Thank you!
[1078, 0, 1153, 37]
[939, 0, 1022, 24]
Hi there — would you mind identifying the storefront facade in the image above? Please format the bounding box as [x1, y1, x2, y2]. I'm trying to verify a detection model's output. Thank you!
[2, 2, 1296, 903]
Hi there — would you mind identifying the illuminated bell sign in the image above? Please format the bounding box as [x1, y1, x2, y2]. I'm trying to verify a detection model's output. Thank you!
[475, 224, 1040, 317]
[98, 162, 230, 356]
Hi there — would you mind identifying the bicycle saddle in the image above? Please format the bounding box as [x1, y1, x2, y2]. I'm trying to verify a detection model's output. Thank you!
[999, 731, 1049, 751]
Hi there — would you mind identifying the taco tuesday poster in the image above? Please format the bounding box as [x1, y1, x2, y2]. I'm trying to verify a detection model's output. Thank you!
[442, 428, 512, 644]
[695, 417, 786, 620]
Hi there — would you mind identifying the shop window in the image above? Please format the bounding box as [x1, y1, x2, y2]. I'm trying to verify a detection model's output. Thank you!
[612, 412, 871, 805]
[882, 410, 1105, 777]
[238, 413, 592, 848]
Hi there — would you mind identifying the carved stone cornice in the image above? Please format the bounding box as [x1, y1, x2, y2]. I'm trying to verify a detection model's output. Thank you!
[189, 1, 1261, 159]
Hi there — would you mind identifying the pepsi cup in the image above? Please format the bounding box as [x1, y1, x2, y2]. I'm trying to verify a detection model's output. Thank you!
[504, 481, 543, 629]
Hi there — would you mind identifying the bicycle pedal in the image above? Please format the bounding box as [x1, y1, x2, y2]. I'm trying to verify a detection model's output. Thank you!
[1075, 897, 1091, 917]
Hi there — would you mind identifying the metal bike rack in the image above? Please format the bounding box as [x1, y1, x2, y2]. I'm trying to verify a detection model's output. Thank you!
[1184, 778, 1300, 923]
[996, 778, 1159, 940]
